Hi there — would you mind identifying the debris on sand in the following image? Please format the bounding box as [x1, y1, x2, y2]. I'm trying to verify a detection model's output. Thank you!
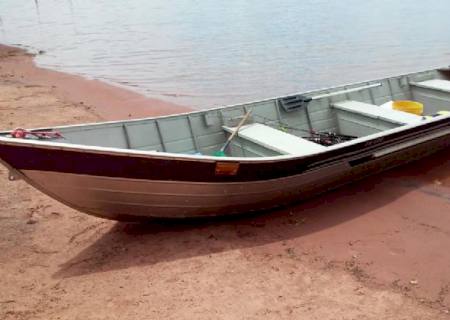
[410, 279, 419, 286]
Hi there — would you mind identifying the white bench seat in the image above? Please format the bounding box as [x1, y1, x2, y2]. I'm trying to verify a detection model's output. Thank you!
[332, 100, 423, 125]
[223, 123, 326, 156]
[411, 79, 450, 93]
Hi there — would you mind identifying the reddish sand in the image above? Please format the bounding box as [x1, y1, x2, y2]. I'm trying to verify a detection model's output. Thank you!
[0, 44, 449, 319]
[0, 44, 191, 121]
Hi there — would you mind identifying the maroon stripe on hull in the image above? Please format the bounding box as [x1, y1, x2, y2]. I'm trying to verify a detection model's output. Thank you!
[0, 119, 449, 183]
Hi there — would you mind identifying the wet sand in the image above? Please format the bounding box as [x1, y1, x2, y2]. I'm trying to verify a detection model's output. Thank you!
[0, 44, 449, 319]
[0, 45, 191, 122]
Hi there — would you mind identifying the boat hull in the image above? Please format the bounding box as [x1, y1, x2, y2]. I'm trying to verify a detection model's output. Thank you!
[13, 132, 449, 220]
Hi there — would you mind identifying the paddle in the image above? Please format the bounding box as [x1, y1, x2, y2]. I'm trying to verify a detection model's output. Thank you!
[214, 110, 252, 157]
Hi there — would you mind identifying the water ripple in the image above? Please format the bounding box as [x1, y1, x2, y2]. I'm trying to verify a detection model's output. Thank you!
[1, 0, 450, 108]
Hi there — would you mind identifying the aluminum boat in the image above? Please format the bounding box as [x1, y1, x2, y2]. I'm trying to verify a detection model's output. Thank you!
[0, 67, 449, 220]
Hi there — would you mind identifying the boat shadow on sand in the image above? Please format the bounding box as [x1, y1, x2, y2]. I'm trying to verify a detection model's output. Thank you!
[54, 149, 450, 279]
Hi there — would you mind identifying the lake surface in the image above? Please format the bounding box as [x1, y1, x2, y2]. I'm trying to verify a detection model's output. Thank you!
[1, 0, 450, 109]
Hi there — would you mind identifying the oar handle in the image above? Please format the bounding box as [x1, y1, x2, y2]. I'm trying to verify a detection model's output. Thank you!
[221, 110, 252, 152]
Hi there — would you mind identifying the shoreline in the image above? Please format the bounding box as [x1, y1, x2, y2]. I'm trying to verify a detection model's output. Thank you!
[0, 44, 191, 122]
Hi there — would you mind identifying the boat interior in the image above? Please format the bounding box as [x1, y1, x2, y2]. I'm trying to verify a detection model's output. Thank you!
[3, 68, 450, 158]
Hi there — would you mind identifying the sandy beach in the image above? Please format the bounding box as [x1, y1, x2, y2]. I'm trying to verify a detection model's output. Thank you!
[0, 45, 190, 122]
[0, 44, 449, 319]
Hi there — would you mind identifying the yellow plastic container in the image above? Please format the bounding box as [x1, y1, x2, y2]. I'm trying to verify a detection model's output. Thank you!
[392, 100, 424, 116]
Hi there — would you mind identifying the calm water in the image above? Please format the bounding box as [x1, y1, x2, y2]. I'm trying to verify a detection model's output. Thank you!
[1, 0, 450, 108]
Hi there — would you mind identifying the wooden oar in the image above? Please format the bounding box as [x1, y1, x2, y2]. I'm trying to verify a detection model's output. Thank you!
[214, 110, 252, 157]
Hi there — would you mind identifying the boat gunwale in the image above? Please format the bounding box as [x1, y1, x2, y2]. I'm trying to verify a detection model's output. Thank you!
[15, 125, 450, 188]
[0, 119, 446, 187]
[0, 115, 448, 165]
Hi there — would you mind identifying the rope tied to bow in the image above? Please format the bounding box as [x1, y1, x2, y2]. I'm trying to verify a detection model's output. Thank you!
[10, 128, 63, 140]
